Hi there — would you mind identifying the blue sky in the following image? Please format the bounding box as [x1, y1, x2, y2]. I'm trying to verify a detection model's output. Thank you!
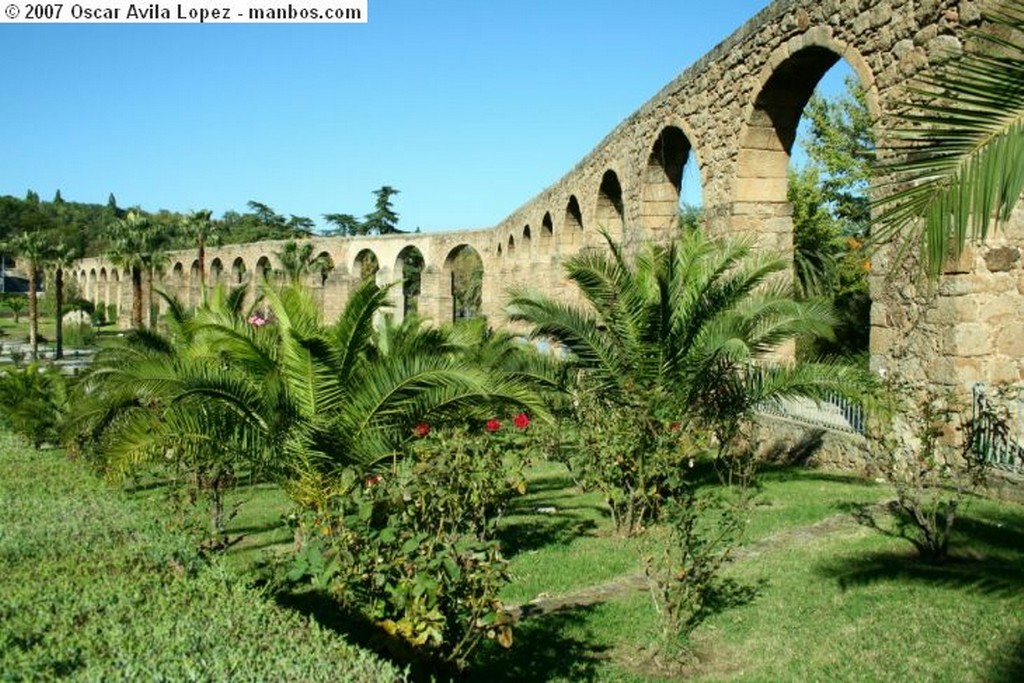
[1, 1, 850, 233]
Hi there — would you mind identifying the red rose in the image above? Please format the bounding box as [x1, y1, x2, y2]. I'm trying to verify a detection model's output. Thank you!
[513, 412, 530, 429]
[485, 418, 501, 432]
[414, 421, 430, 438]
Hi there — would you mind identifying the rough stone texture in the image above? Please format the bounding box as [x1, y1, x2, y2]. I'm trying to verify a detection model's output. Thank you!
[72, 0, 1023, 393]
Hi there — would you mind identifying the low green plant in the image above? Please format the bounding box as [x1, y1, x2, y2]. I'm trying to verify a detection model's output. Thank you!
[0, 362, 69, 447]
[63, 322, 95, 348]
[0, 436, 405, 682]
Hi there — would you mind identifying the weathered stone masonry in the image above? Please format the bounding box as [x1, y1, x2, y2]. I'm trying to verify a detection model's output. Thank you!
[74, 0, 1023, 392]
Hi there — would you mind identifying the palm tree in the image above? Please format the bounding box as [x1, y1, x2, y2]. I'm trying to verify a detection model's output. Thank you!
[871, 1, 1024, 278]
[105, 211, 152, 329]
[48, 242, 78, 360]
[180, 209, 219, 301]
[7, 230, 49, 359]
[273, 240, 334, 286]
[508, 230, 867, 454]
[68, 277, 547, 527]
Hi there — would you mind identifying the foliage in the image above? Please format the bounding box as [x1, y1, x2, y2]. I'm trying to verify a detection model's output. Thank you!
[861, 377, 992, 564]
[451, 246, 484, 321]
[1, 293, 27, 322]
[63, 321, 95, 348]
[790, 77, 873, 358]
[289, 422, 533, 672]
[508, 229, 870, 511]
[871, 1, 1024, 278]
[0, 437, 405, 682]
[644, 489, 747, 659]
[324, 186, 404, 236]
[275, 239, 334, 285]
[0, 363, 69, 448]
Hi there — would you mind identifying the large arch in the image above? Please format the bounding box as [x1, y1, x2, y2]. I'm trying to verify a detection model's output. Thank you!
[395, 245, 424, 319]
[353, 249, 379, 284]
[210, 257, 224, 286]
[443, 244, 484, 324]
[595, 169, 625, 243]
[255, 256, 273, 282]
[559, 195, 584, 252]
[641, 125, 694, 235]
[231, 257, 247, 285]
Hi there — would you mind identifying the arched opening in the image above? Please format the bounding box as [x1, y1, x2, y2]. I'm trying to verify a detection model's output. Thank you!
[109, 270, 120, 324]
[507, 235, 516, 258]
[395, 245, 424, 318]
[522, 225, 532, 258]
[643, 126, 701, 234]
[210, 258, 224, 285]
[189, 260, 201, 305]
[313, 251, 335, 287]
[255, 256, 272, 282]
[99, 268, 109, 310]
[444, 245, 484, 323]
[739, 46, 874, 362]
[596, 170, 625, 242]
[231, 257, 247, 285]
[559, 195, 583, 252]
[540, 212, 554, 254]
[354, 249, 379, 283]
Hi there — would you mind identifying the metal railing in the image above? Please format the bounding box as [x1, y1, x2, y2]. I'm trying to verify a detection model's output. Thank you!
[757, 393, 866, 436]
[971, 383, 1024, 473]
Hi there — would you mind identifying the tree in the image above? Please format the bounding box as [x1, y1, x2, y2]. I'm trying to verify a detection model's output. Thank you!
[274, 240, 331, 285]
[48, 242, 78, 360]
[7, 230, 50, 359]
[507, 230, 868, 533]
[180, 209, 219, 300]
[68, 279, 547, 535]
[871, 1, 1024, 278]
[789, 77, 874, 357]
[322, 212, 362, 237]
[363, 185, 402, 235]
[105, 211, 155, 329]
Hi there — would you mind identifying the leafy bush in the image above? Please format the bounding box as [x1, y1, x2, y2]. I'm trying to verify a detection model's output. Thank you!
[63, 322, 95, 348]
[0, 363, 69, 447]
[0, 435, 405, 681]
[289, 421, 534, 672]
[862, 378, 991, 564]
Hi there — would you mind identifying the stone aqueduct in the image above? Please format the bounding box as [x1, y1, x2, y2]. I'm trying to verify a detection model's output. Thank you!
[74, 0, 1024, 392]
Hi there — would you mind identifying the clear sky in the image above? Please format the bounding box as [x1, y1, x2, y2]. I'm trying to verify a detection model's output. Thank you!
[0, 1, 849, 233]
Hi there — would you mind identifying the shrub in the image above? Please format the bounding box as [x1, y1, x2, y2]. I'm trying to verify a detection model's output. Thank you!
[0, 363, 69, 448]
[288, 421, 534, 672]
[63, 322, 95, 348]
[862, 377, 992, 564]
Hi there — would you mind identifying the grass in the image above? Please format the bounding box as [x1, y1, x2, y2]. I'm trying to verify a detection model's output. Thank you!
[6, 431, 1022, 681]
[0, 435, 405, 681]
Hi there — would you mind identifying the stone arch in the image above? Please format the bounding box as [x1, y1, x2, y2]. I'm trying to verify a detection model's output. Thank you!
[596, 169, 625, 244]
[733, 42, 877, 252]
[395, 245, 425, 319]
[189, 260, 201, 305]
[642, 125, 695, 234]
[171, 261, 186, 301]
[539, 212, 554, 255]
[109, 269, 121, 324]
[443, 244, 484, 324]
[522, 225, 532, 259]
[507, 234, 516, 258]
[87, 268, 97, 304]
[559, 195, 584, 251]
[313, 251, 335, 287]
[210, 257, 224, 285]
[231, 257, 247, 285]
[99, 267, 109, 309]
[353, 249, 379, 283]
[255, 255, 273, 282]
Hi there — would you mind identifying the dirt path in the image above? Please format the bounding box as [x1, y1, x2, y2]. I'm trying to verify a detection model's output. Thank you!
[505, 503, 888, 622]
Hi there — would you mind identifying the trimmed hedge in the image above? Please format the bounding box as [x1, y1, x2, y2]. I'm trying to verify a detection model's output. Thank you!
[0, 434, 406, 681]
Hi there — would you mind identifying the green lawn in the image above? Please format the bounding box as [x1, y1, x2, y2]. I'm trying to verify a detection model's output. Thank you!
[5, 429, 1021, 682]
[0, 435, 405, 681]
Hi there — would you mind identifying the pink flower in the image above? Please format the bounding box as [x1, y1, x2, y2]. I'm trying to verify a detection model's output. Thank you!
[247, 314, 267, 327]
[513, 412, 530, 429]
[365, 474, 383, 487]
[485, 418, 501, 433]
[414, 421, 430, 438]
